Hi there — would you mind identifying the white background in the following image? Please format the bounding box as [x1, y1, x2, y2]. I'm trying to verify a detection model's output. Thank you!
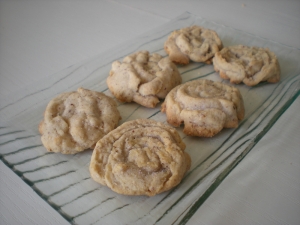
[1, 1, 300, 224]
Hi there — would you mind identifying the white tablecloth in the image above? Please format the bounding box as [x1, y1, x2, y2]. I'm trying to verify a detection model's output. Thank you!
[1, 1, 299, 224]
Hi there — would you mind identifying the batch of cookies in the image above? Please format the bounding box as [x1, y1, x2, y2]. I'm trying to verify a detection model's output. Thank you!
[39, 25, 280, 197]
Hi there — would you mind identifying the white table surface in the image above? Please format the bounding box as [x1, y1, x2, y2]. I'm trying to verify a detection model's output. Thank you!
[0, 1, 299, 224]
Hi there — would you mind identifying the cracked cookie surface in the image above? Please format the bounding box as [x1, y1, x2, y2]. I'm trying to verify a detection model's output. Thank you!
[89, 119, 191, 196]
[39, 88, 121, 154]
[107, 51, 182, 108]
[164, 25, 223, 65]
[161, 79, 245, 137]
[213, 45, 280, 86]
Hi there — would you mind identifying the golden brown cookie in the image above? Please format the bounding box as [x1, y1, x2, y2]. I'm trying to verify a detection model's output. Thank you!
[107, 50, 182, 108]
[39, 88, 121, 154]
[164, 25, 223, 65]
[161, 79, 245, 137]
[213, 45, 280, 86]
[89, 119, 191, 196]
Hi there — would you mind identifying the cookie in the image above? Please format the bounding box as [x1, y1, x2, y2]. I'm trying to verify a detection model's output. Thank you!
[89, 119, 191, 196]
[161, 79, 245, 137]
[164, 25, 223, 65]
[213, 45, 280, 86]
[107, 50, 182, 108]
[39, 88, 121, 154]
